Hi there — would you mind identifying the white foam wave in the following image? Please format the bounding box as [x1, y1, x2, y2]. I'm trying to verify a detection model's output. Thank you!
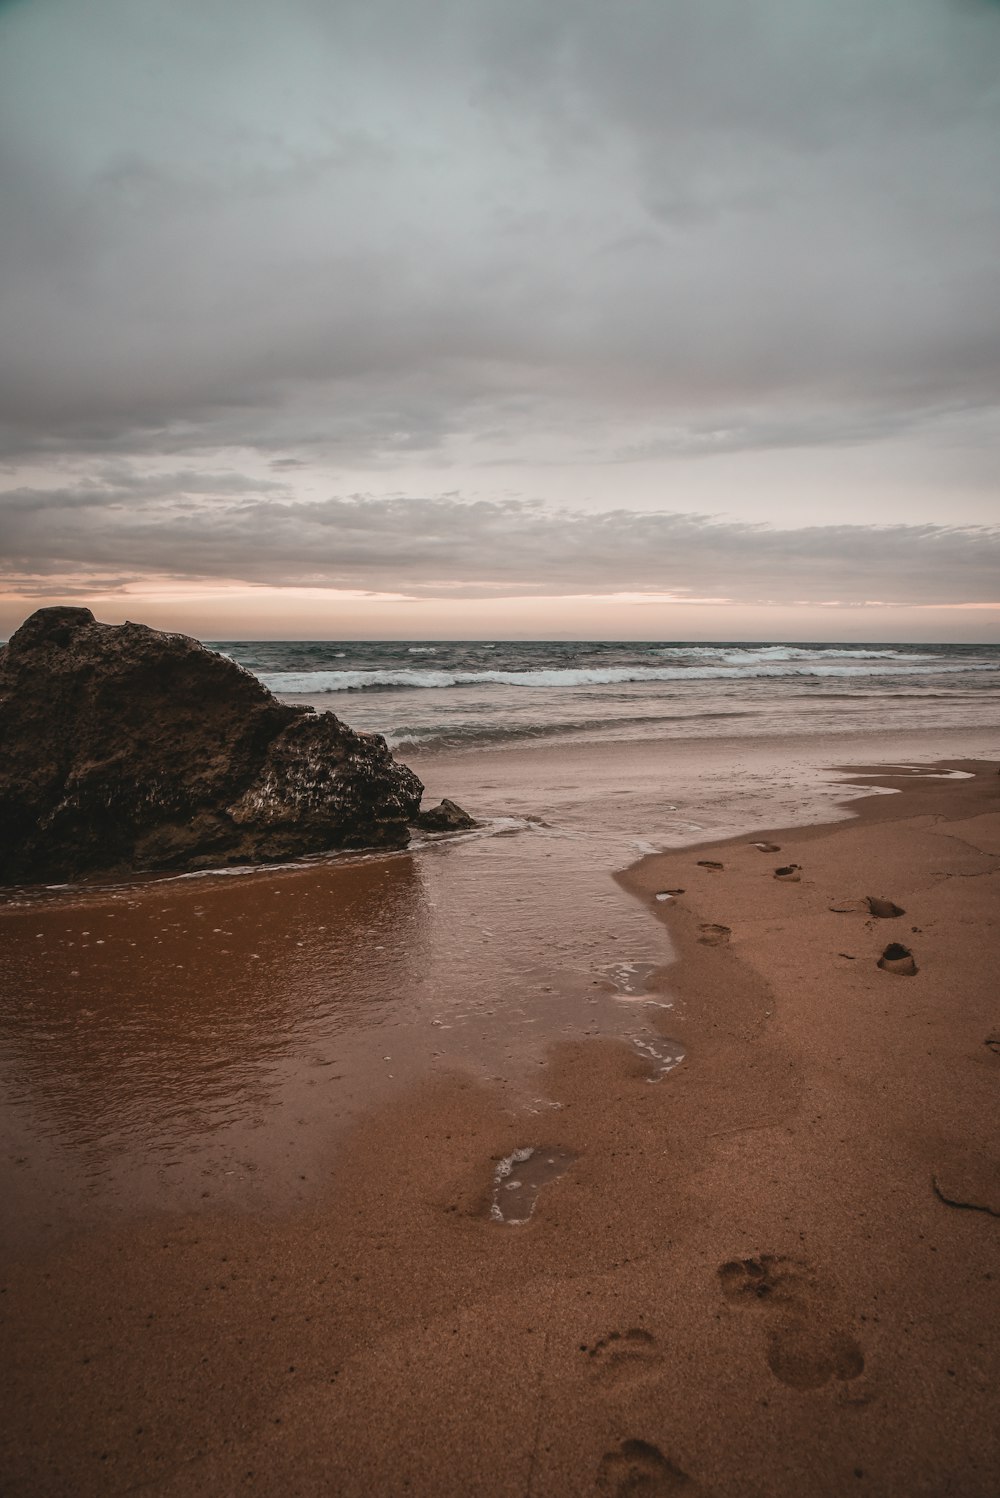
[261, 661, 991, 693]
[656, 644, 932, 664]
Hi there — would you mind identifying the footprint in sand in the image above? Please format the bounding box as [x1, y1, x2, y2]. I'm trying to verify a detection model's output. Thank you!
[773, 865, 801, 882]
[750, 841, 781, 852]
[717, 1255, 865, 1391]
[718, 1253, 806, 1307]
[597, 1439, 701, 1495]
[829, 896, 906, 918]
[584, 1328, 662, 1386]
[877, 942, 918, 976]
[697, 923, 731, 946]
[865, 896, 905, 919]
[696, 860, 724, 871]
[489, 1147, 575, 1223]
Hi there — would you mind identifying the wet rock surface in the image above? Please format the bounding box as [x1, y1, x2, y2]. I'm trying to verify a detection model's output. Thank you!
[0, 607, 424, 881]
[412, 797, 478, 832]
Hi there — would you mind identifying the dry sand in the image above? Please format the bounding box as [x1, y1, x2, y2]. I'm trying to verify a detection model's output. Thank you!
[2, 759, 999, 1496]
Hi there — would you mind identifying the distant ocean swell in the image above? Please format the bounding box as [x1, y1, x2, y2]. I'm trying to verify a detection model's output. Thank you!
[210, 640, 1000, 754]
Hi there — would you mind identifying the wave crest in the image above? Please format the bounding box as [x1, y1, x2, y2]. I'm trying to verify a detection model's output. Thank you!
[260, 661, 990, 694]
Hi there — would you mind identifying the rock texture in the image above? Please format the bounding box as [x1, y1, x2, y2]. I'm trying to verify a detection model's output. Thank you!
[0, 607, 424, 882]
[413, 798, 479, 832]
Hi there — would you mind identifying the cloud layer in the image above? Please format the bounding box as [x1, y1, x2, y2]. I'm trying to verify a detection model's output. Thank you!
[1, 0, 999, 462]
[0, 0, 997, 621]
[2, 475, 997, 606]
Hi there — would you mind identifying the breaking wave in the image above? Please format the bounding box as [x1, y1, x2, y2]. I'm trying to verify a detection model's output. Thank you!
[653, 644, 930, 663]
[260, 661, 990, 693]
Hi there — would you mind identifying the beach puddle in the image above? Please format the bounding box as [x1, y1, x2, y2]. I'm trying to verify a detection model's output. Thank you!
[490, 1146, 576, 1224]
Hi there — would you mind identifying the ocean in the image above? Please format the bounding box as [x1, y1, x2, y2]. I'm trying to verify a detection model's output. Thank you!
[212, 639, 1000, 753]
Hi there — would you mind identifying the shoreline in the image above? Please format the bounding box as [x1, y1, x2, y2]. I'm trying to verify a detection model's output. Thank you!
[2, 751, 998, 1495]
[619, 750, 997, 1104]
[1, 723, 992, 902]
[2, 733, 992, 1258]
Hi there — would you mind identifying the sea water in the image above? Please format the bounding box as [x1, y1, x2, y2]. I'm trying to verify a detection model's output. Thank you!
[211, 639, 1000, 753]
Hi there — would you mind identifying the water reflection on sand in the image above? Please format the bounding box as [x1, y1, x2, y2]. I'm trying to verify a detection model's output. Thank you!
[3, 728, 992, 1251]
[0, 818, 673, 1248]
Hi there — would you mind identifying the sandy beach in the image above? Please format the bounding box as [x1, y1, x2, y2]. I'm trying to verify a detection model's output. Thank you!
[5, 0, 1000, 1488]
[2, 742, 998, 1496]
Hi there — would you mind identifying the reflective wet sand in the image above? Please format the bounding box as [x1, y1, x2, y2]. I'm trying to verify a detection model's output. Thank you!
[0, 790, 670, 1250]
[0, 726, 994, 1252]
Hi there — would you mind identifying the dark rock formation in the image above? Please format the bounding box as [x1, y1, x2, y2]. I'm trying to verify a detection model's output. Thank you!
[0, 607, 424, 882]
[412, 798, 479, 832]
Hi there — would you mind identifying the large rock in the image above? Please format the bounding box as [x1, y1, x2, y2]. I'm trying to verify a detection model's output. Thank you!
[0, 607, 424, 882]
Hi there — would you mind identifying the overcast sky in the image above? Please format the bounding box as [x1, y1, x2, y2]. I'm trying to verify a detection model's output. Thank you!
[1, 0, 998, 639]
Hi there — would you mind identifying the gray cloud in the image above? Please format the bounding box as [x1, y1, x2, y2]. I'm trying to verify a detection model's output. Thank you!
[0, 0, 998, 477]
[1, 475, 996, 606]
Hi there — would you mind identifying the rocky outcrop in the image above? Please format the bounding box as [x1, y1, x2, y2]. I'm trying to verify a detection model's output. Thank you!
[413, 798, 479, 832]
[0, 607, 424, 882]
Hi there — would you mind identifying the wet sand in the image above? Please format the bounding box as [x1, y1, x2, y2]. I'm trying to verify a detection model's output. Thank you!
[1, 741, 999, 1495]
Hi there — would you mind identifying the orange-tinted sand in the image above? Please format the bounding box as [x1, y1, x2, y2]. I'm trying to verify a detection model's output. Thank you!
[1, 756, 998, 1495]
